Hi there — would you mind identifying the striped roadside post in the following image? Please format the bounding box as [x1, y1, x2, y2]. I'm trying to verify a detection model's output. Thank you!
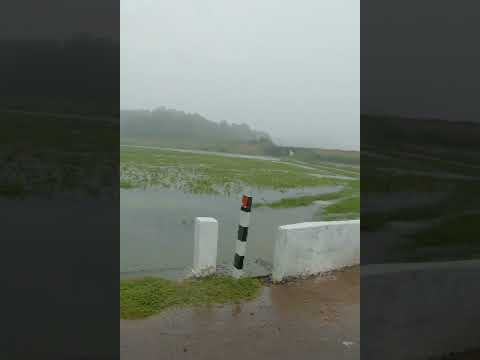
[232, 193, 253, 279]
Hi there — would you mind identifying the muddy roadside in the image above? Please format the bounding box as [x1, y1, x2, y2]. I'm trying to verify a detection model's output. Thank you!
[121, 266, 359, 360]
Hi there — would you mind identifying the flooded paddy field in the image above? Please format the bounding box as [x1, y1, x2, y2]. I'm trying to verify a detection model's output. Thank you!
[1, 110, 117, 198]
[120, 146, 359, 279]
[362, 155, 480, 263]
[362, 116, 480, 264]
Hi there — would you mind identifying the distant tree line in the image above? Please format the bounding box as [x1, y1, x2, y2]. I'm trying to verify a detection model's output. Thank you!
[120, 108, 274, 146]
[120, 107, 360, 165]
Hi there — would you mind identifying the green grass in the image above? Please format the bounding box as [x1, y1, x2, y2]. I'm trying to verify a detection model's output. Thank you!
[257, 193, 337, 208]
[120, 144, 359, 214]
[120, 146, 351, 194]
[323, 196, 360, 216]
[257, 190, 349, 209]
[257, 179, 359, 209]
[254, 180, 359, 222]
[120, 275, 262, 319]
[119, 179, 135, 189]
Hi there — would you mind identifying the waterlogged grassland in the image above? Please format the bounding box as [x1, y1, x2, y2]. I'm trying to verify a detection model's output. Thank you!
[362, 156, 480, 258]
[120, 146, 357, 194]
[362, 115, 480, 261]
[323, 196, 360, 218]
[256, 178, 360, 219]
[1, 110, 117, 197]
[120, 146, 360, 217]
[120, 275, 261, 319]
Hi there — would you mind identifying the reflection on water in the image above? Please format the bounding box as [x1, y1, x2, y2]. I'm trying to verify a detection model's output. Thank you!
[121, 186, 340, 279]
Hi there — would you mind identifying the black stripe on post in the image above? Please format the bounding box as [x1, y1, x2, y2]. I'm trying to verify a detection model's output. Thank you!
[234, 253, 244, 269]
[238, 226, 248, 242]
[233, 194, 253, 277]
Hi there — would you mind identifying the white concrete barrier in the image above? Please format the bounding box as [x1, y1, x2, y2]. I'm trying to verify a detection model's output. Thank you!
[272, 220, 360, 282]
[192, 217, 218, 276]
[362, 260, 480, 360]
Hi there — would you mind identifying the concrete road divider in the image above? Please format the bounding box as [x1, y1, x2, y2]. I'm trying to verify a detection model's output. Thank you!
[272, 220, 360, 282]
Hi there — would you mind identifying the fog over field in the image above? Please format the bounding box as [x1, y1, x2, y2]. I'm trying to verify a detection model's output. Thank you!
[121, 0, 359, 150]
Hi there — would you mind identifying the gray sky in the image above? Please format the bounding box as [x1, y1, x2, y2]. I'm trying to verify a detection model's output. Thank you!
[121, 0, 359, 150]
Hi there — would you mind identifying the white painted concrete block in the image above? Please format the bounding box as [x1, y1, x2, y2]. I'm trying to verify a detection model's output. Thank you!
[272, 220, 360, 282]
[193, 217, 218, 276]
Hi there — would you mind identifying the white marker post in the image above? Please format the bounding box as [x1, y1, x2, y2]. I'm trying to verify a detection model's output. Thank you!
[193, 217, 218, 277]
[232, 194, 253, 279]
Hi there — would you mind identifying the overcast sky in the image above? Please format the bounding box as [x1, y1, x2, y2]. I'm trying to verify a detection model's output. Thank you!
[121, 0, 359, 150]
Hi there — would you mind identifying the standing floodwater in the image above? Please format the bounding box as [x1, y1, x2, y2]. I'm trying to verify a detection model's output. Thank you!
[120, 186, 340, 279]
[120, 145, 357, 279]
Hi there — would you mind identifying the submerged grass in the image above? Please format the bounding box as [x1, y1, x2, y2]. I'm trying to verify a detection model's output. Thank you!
[258, 185, 358, 209]
[120, 275, 262, 319]
[120, 146, 347, 194]
[256, 179, 359, 220]
[256, 194, 336, 208]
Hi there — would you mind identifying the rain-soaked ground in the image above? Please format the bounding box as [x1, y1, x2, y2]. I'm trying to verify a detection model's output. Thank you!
[120, 266, 359, 360]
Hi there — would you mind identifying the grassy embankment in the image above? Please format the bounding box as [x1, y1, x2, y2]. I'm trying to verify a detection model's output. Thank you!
[120, 275, 261, 319]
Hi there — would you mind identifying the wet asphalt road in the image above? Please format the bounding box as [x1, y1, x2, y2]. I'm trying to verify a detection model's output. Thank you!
[121, 267, 359, 360]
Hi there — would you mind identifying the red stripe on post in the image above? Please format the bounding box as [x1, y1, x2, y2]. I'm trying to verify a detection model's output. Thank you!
[241, 195, 252, 212]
